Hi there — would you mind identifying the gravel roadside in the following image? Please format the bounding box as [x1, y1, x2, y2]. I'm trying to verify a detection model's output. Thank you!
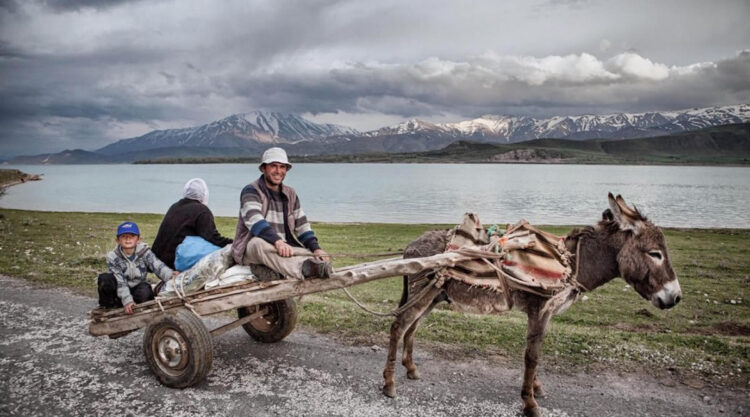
[0, 275, 745, 417]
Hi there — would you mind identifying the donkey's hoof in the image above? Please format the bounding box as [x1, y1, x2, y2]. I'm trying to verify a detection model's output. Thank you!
[382, 385, 396, 398]
[523, 406, 541, 417]
[406, 369, 421, 380]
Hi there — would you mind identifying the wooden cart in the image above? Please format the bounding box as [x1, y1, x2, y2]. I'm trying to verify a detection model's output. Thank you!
[88, 251, 478, 388]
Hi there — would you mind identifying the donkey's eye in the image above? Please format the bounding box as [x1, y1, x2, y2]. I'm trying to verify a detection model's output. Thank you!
[648, 251, 663, 260]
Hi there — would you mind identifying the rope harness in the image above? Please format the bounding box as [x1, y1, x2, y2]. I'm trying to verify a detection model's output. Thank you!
[154, 273, 201, 318]
[342, 271, 445, 317]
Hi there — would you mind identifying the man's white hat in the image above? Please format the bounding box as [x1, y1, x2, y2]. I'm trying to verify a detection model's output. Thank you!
[259, 147, 292, 171]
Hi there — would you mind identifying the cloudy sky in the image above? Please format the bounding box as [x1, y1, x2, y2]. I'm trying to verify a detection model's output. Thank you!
[0, 0, 748, 158]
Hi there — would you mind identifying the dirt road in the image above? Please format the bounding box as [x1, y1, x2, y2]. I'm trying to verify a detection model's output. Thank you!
[0, 275, 745, 416]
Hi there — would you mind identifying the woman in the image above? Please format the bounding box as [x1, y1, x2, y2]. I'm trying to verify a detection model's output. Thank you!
[151, 178, 233, 270]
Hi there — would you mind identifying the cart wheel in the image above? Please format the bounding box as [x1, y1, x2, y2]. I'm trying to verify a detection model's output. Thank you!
[237, 298, 297, 343]
[143, 309, 213, 388]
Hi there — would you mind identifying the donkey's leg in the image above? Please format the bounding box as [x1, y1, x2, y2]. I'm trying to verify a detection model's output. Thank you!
[521, 311, 553, 417]
[383, 285, 442, 398]
[402, 298, 440, 380]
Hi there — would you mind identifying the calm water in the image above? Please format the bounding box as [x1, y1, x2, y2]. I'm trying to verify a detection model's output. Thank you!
[2, 163, 749, 228]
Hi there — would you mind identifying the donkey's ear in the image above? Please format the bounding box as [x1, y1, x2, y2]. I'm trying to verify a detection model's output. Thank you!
[608, 193, 644, 234]
[602, 209, 614, 221]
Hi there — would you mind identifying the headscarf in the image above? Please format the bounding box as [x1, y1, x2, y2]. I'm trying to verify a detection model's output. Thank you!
[182, 178, 209, 205]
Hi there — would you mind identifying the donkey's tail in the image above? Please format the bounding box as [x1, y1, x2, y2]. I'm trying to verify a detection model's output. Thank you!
[399, 275, 410, 307]
[399, 270, 437, 307]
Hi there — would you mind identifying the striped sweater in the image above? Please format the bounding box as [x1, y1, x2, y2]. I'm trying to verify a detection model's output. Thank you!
[232, 176, 320, 264]
[105, 242, 174, 306]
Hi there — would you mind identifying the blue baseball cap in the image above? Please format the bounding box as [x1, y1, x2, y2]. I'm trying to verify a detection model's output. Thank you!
[116, 221, 140, 237]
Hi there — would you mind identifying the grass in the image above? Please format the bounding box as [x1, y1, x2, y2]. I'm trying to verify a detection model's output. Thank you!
[0, 208, 747, 387]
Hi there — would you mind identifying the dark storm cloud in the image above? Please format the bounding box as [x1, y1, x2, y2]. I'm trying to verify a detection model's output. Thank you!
[0, 40, 26, 59]
[37, 0, 149, 12]
[714, 50, 750, 91]
[0, 49, 180, 122]
[0, 0, 748, 158]
[223, 51, 750, 118]
[0, 0, 19, 13]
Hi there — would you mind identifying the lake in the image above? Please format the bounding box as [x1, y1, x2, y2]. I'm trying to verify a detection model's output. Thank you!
[1, 163, 749, 228]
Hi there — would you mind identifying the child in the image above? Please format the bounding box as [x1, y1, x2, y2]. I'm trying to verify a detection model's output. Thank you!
[97, 221, 177, 314]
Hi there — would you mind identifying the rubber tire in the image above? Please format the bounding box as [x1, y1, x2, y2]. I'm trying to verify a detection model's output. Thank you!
[237, 298, 297, 343]
[143, 309, 213, 388]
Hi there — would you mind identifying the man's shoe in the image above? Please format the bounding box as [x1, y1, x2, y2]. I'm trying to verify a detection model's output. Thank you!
[301, 258, 333, 279]
[250, 264, 284, 282]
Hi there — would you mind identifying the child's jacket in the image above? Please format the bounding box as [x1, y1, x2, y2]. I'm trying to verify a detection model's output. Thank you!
[106, 242, 174, 306]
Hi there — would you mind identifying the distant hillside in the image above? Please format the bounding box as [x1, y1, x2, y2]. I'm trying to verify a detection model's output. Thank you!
[411, 123, 750, 164]
[4, 149, 116, 165]
[3, 147, 255, 165]
[598, 124, 750, 158]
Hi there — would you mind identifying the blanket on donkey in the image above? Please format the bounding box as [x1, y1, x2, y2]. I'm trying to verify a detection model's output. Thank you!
[442, 213, 573, 297]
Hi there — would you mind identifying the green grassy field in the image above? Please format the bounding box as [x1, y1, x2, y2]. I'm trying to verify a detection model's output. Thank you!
[0, 208, 747, 387]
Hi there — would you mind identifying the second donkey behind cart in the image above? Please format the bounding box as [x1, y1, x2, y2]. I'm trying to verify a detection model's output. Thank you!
[231, 147, 333, 281]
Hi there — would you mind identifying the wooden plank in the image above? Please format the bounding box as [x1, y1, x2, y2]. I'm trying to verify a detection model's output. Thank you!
[334, 256, 404, 272]
[89, 251, 479, 336]
[91, 311, 168, 336]
[88, 280, 271, 320]
[209, 307, 268, 338]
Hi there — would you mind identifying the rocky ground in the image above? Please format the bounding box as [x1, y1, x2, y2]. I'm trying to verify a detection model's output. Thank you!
[0, 275, 746, 417]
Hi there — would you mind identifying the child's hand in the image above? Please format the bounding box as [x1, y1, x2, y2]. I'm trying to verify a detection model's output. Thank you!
[172, 271, 180, 278]
[124, 302, 135, 315]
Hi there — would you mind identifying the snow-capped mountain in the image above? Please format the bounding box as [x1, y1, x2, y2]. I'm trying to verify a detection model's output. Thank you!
[7, 104, 748, 164]
[366, 104, 750, 143]
[367, 119, 453, 136]
[97, 111, 359, 155]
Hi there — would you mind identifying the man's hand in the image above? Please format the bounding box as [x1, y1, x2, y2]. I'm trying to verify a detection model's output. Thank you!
[124, 302, 135, 315]
[274, 240, 293, 257]
[313, 248, 330, 262]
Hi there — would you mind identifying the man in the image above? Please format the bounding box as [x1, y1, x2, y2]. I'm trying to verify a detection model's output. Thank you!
[231, 147, 332, 280]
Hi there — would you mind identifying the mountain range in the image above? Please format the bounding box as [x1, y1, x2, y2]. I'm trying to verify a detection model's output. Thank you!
[368, 104, 750, 141]
[3, 105, 749, 164]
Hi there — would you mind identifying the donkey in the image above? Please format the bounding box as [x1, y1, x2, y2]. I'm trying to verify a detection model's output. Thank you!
[382, 193, 682, 417]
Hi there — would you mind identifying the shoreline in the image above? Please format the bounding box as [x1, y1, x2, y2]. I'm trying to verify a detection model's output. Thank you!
[0, 169, 43, 189]
[0, 207, 748, 230]
[134, 157, 750, 167]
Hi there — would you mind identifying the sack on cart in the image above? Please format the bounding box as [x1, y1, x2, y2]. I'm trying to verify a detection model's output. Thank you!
[159, 244, 245, 296]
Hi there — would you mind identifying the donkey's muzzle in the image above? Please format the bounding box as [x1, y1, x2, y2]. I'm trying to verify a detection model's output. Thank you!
[651, 279, 682, 309]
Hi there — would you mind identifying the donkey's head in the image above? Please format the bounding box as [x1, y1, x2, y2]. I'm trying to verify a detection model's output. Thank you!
[606, 193, 681, 309]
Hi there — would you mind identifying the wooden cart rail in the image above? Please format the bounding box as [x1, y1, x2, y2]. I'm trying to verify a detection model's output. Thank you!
[89, 250, 482, 336]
